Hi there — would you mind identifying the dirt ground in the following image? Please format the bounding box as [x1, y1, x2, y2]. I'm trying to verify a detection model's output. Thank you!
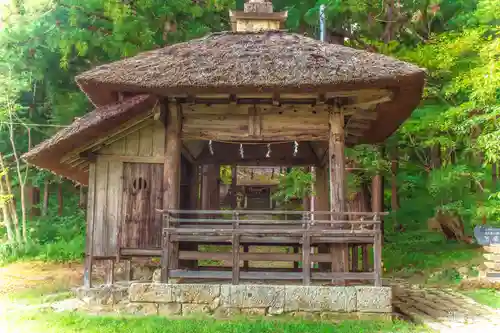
[0, 261, 83, 297]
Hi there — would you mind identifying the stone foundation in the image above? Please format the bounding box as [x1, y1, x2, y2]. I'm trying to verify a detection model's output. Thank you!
[127, 283, 392, 317]
[74, 283, 130, 306]
[74, 282, 391, 318]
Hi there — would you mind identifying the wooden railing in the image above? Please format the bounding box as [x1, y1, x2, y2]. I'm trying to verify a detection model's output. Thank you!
[160, 210, 383, 286]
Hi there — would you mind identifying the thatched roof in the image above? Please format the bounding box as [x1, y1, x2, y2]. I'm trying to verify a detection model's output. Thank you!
[22, 95, 157, 184]
[76, 31, 425, 107]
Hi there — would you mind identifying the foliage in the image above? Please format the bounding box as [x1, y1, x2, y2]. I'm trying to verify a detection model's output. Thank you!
[272, 168, 314, 204]
[0, 192, 84, 265]
[382, 230, 481, 275]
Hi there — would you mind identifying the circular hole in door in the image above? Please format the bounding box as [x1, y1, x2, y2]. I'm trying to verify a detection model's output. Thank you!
[132, 177, 148, 191]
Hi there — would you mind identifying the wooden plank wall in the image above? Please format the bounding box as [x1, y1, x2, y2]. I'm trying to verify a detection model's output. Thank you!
[99, 120, 165, 157]
[91, 121, 165, 257]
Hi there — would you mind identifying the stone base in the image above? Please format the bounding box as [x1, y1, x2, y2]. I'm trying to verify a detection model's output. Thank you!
[74, 284, 129, 306]
[128, 283, 392, 317]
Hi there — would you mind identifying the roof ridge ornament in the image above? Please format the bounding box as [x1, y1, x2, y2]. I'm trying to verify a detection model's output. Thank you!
[229, 0, 287, 33]
[244, 0, 273, 13]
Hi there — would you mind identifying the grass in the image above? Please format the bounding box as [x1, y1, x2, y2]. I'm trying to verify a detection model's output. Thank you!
[462, 289, 500, 309]
[383, 231, 481, 278]
[0, 311, 428, 333]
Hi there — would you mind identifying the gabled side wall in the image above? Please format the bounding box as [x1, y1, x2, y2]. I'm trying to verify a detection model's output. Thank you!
[87, 120, 165, 258]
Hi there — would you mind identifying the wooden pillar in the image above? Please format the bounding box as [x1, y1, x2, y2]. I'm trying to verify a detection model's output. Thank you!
[162, 102, 182, 278]
[104, 259, 115, 285]
[78, 185, 87, 210]
[42, 178, 49, 216]
[57, 183, 63, 216]
[181, 161, 199, 269]
[293, 246, 299, 269]
[315, 164, 330, 271]
[212, 164, 220, 210]
[83, 163, 96, 288]
[189, 164, 200, 210]
[371, 174, 383, 226]
[201, 164, 218, 210]
[231, 165, 237, 209]
[201, 165, 210, 210]
[371, 173, 383, 286]
[328, 105, 349, 278]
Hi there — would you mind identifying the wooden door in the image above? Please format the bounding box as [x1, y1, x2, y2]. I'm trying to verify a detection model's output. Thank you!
[121, 163, 163, 249]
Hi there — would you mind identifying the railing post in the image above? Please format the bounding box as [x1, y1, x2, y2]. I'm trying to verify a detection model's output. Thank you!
[161, 211, 171, 283]
[351, 245, 359, 272]
[302, 211, 311, 285]
[373, 213, 382, 286]
[232, 211, 240, 285]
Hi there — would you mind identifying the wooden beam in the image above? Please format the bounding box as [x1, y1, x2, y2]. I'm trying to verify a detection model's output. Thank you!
[344, 94, 392, 110]
[182, 131, 329, 142]
[97, 155, 164, 164]
[168, 269, 376, 281]
[172, 89, 391, 105]
[349, 110, 378, 121]
[346, 121, 371, 129]
[196, 141, 318, 166]
[198, 157, 317, 167]
[177, 251, 337, 263]
[181, 144, 195, 164]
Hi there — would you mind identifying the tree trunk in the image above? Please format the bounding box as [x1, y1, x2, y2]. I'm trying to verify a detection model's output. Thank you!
[493, 162, 498, 190]
[0, 153, 21, 242]
[382, 0, 395, 43]
[430, 144, 441, 169]
[7, 113, 28, 243]
[0, 174, 15, 243]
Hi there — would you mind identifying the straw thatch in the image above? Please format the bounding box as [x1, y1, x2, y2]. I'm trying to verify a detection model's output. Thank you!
[76, 31, 425, 107]
[22, 95, 157, 184]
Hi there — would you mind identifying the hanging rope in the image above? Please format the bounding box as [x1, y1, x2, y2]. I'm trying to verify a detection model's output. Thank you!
[208, 140, 214, 155]
[293, 141, 299, 157]
[209, 139, 296, 145]
[265, 143, 271, 158]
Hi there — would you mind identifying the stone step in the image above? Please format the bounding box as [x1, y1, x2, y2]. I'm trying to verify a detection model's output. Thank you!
[393, 286, 499, 330]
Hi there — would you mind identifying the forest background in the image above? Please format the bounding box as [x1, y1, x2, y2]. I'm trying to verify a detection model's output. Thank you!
[0, 0, 498, 273]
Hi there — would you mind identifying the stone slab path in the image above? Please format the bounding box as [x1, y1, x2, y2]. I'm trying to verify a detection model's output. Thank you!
[393, 285, 500, 332]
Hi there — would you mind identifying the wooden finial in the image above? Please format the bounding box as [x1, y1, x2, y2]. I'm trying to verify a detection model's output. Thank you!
[244, 0, 273, 13]
[230, 0, 287, 33]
